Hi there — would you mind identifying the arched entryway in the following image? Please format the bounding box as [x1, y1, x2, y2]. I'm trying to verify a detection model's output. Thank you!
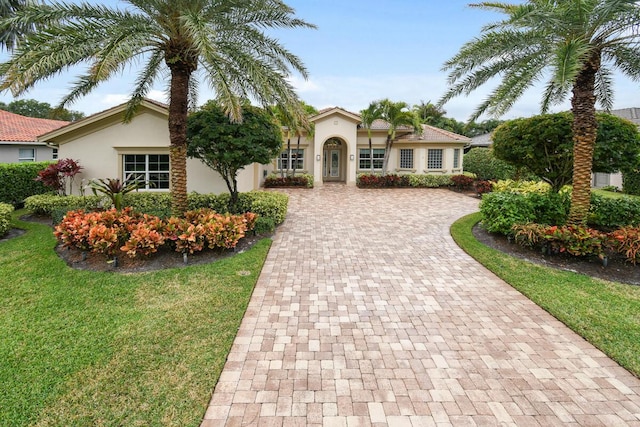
[322, 138, 347, 182]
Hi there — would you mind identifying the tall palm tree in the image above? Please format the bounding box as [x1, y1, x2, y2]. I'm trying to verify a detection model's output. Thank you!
[292, 101, 317, 177]
[0, 0, 315, 215]
[360, 101, 383, 173]
[379, 99, 420, 175]
[438, 0, 640, 224]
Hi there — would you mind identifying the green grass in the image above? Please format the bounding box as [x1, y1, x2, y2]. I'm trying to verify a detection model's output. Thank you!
[451, 212, 640, 377]
[592, 188, 640, 200]
[0, 211, 271, 426]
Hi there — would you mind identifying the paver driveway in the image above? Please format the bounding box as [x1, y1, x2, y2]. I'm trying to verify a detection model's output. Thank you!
[203, 185, 640, 426]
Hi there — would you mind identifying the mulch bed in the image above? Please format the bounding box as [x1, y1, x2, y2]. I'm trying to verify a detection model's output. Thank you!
[7, 214, 265, 274]
[473, 224, 640, 286]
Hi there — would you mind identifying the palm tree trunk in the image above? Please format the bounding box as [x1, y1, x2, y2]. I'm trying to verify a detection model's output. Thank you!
[167, 66, 192, 217]
[293, 134, 300, 177]
[382, 135, 392, 175]
[369, 136, 373, 173]
[568, 51, 600, 225]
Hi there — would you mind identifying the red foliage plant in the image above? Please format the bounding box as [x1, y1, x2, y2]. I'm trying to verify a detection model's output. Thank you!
[36, 158, 82, 195]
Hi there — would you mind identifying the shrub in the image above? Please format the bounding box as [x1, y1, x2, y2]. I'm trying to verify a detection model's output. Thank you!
[120, 215, 166, 258]
[480, 192, 536, 235]
[24, 194, 103, 217]
[0, 161, 52, 206]
[512, 223, 607, 259]
[588, 193, 640, 229]
[242, 191, 288, 225]
[35, 158, 82, 195]
[0, 202, 14, 236]
[264, 174, 314, 188]
[474, 180, 493, 196]
[254, 216, 275, 235]
[463, 148, 518, 181]
[492, 179, 551, 194]
[123, 192, 172, 217]
[451, 174, 474, 191]
[356, 173, 410, 188]
[623, 169, 640, 196]
[610, 227, 640, 264]
[406, 174, 452, 188]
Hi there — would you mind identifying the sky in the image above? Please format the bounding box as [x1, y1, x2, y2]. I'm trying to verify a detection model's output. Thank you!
[1, 0, 639, 122]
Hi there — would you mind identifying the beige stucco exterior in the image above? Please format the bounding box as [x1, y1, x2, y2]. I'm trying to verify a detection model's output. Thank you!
[266, 107, 470, 186]
[38, 102, 470, 194]
[38, 100, 256, 195]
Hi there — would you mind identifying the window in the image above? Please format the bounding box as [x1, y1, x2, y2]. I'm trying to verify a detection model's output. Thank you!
[52, 148, 59, 160]
[453, 148, 460, 169]
[123, 154, 170, 190]
[399, 149, 414, 169]
[427, 149, 443, 170]
[18, 148, 35, 162]
[277, 149, 304, 170]
[359, 148, 385, 170]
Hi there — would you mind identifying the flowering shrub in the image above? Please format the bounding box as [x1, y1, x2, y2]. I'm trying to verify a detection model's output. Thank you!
[0, 202, 14, 237]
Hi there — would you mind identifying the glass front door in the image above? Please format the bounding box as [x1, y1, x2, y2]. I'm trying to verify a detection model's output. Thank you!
[323, 149, 341, 180]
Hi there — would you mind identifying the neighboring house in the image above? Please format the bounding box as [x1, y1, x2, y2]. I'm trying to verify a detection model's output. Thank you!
[0, 109, 68, 163]
[38, 101, 470, 194]
[468, 133, 492, 152]
[592, 107, 640, 189]
[268, 107, 470, 186]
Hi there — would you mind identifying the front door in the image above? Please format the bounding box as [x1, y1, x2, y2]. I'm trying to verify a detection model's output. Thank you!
[323, 149, 341, 181]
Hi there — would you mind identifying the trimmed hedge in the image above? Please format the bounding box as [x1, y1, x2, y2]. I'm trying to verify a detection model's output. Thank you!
[623, 169, 640, 196]
[463, 148, 517, 181]
[24, 190, 289, 226]
[0, 202, 14, 236]
[0, 161, 52, 206]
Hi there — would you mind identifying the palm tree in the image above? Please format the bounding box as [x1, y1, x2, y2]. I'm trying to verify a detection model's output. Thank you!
[360, 101, 383, 173]
[0, 0, 40, 50]
[379, 99, 420, 175]
[438, 0, 640, 224]
[0, 0, 315, 215]
[292, 102, 317, 178]
[271, 104, 294, 178]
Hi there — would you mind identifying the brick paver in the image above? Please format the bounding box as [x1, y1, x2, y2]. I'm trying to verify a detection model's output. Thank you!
[202, 185, 640, 426]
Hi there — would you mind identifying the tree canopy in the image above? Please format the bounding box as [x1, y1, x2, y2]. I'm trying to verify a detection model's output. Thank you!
[187, 101, 283, 211]
[0, 98, 84, 121]
[492, 112, 640, 192]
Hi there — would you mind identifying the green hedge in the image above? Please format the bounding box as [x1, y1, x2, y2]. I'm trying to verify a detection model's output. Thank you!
[623, 169, 640, 196]
[0, 202, 14, 236]
[356, 173, 453, 188]
[24, 190, 289, 225]
[0, 161, 52, 206]
[463, 148, 517, 181]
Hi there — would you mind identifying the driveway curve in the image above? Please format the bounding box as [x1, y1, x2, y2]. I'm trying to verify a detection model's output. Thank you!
[203, 185, 640, 426]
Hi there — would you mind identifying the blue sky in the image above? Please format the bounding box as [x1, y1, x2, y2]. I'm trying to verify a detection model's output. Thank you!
[1, 0, 639, 121]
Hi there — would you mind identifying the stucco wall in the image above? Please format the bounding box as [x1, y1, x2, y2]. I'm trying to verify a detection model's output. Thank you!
[57, 110, 256, 195]
[0, 144, 56, 163]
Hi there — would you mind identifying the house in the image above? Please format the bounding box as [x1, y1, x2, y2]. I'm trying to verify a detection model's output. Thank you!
[0, 109, 68, 163]
[38, 101, 470, 194]
[267, 107, 470, 186]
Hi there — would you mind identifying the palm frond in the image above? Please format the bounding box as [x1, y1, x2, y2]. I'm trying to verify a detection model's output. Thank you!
[594, 66, 615, 111]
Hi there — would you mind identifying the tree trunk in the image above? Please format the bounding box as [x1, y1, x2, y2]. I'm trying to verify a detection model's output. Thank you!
[381, 135, 392, 175]
[293, 134, 301, 177]
[568, 51, 600, 225]
[369, 136, 373, 173]
[167, 65, 192, 217]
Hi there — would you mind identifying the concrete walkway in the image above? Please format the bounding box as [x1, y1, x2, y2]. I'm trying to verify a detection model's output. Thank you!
[202, 186, 640, 426]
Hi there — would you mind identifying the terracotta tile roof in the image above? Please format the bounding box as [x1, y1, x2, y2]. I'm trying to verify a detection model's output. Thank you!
[0, 109, 69, 142]
[397, 125, 470, 143]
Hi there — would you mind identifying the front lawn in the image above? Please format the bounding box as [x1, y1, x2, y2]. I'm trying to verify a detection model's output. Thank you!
[0, 212, 270, 426]
[451, 212, 640, 377]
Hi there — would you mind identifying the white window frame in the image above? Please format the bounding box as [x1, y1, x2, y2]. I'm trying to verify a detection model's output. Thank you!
[277, 149, 304, 171]
[123, 154, 170, 190]
[52, 148, 59, 160]
[453, 148, 461, 169]
[358, 148, 385, 171]
[427, 149, 444, 170]
[18, 148, 35, 162]
[399, 148, 414, 169]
